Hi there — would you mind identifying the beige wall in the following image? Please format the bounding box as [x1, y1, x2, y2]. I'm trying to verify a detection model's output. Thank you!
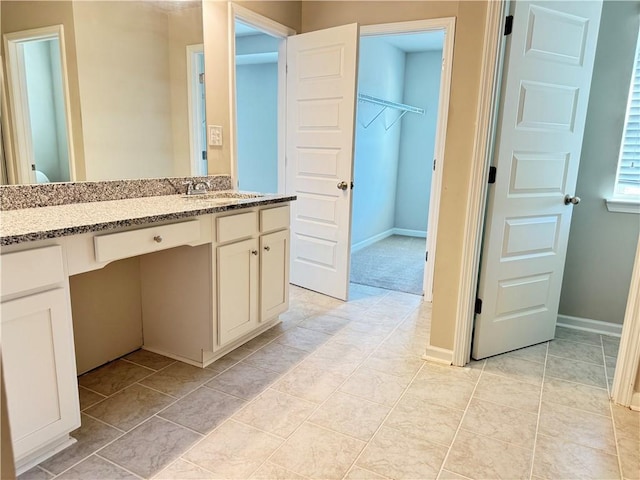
[73, 1, 175, 180]
[301, 1, 488, 350]
[202, 0, 301, 174]
[70, 258, 143, 374]
[168, 5, 204, 177]
[1, 1, 86, 180]
[559, 1, 640, 326]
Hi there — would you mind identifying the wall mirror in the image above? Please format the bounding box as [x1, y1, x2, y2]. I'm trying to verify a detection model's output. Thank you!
[0, 0, 206, 185]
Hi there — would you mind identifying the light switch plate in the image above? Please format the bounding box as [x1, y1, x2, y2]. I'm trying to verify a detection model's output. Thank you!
[208, 125, 223, 146]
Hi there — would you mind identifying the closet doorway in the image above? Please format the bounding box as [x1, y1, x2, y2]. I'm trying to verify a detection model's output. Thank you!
[350, 29, 445, 297]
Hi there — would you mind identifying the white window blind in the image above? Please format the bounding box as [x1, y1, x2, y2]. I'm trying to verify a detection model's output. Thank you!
[615, 35, 640, 198]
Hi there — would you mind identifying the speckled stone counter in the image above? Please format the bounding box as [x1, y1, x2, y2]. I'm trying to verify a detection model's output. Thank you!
[0, 175, 233, 210]
[0, 192, 295, 246]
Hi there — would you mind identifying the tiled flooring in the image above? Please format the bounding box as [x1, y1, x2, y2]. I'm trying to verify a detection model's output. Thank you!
[19, 284, 640, 480]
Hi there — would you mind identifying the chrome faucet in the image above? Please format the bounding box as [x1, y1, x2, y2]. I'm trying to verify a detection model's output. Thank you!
[183, 180, 211, 196]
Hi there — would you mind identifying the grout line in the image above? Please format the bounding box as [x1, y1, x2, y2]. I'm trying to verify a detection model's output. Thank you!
[435, 359, 487, 479]
[546, 351, 607, 367]
[528, 341, 549, 480]
[93, 453, 144, 479]
[80, 412, 127, 434]
[152, 415, 206, 437]
[603, 333, 626, 479]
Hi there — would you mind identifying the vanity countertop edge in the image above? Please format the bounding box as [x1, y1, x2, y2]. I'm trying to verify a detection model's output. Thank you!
[0, 193, 296, 246]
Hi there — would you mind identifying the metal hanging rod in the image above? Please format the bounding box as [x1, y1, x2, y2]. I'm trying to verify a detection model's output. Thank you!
[357, 93, 425, 130]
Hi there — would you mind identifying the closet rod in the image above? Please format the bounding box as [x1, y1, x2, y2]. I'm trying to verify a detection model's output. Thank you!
[358, 93, 425, 115]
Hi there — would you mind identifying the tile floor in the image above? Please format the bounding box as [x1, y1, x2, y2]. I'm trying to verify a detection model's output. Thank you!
[19, 284, 640, 480]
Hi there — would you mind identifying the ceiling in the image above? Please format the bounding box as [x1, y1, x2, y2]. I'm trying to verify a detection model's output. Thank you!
[378, 31, 445, 53]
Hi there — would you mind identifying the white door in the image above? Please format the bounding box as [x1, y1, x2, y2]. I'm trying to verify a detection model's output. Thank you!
[286, 24, 359, 300]
[473, 1, 603, 359]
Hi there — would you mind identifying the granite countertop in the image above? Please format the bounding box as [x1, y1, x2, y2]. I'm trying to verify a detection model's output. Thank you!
[0, 192, 295, 246]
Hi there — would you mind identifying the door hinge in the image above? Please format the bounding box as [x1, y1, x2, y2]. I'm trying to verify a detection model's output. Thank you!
[425, 251, 429, 262]
[504, 15, 514, 36]
[488, 166, 497, 184]
[350, 181, 354, 190]
[433, 158, 436, 171]
[201, 150, 207, 160]
[474, 298, 483, 315]
[199, 72, 205, 84]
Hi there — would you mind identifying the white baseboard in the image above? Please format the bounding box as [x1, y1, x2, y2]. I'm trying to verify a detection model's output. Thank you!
[423, 344, 453, 365]
[392, 228, 427, 238]
[557, 314, 623, 337]
[351, 229, 394, 253]
[631, 391, 640, 412]
[351, 228, 428, 253]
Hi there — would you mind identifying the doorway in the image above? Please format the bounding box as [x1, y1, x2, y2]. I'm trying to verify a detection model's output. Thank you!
[4, 25, 75, 184]
[229, 4, 293, 194]
[350, 31, 444, 296]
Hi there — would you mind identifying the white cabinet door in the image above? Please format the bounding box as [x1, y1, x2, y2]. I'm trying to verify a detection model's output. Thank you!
[472, 1, 603, 359]
[286, 24, 359, 301]
[260, 229, 290, 321]
[1, 288, 80, 461]
[217, 238, 259, 346]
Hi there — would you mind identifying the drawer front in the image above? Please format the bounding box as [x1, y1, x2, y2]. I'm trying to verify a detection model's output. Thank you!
[260, 205, 290, 233]
[216, 211, 257, 243]
[1, 246, 65, 297]
[94, 220, 201, 263]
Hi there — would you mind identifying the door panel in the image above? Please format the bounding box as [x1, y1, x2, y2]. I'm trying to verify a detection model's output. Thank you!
[473, 1, 603, 359]
[286, 24, 359, 300]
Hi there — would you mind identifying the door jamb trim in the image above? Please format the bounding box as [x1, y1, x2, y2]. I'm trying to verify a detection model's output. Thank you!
[612, 237, 640, 408]
[227, 4, 295, 193]
[451, 1, 506, 367]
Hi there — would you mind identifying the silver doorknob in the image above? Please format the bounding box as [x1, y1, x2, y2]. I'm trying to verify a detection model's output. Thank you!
[264, 246, 271, 251]
[564, 194, 581, 205]
[153, 235, 163, 243]
[251, 250, 258, 255]
[337, 181, 348, 190]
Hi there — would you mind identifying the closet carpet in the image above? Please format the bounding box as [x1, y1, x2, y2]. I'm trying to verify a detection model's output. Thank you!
[350, 235, 425, 295]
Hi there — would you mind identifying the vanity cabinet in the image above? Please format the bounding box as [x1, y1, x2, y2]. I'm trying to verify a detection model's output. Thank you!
[215, 205, 290, 349]
[0, 246, 80, 471]
[260, 225, 290, 321]
[0, 199, 291, 474]
[216, 237, 259, 346]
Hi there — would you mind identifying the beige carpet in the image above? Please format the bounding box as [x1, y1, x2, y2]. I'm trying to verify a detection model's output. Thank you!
[350, 234, 426, 295]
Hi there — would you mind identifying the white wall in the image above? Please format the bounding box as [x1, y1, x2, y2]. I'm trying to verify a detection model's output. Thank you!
[236, 61, 278, 193]
[351, 37, 405, 246]
[559, 0, 640, 325]
[394, 50, 442, 233]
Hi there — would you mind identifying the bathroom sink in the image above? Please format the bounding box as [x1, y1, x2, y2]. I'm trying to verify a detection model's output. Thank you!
[182, 191, 265, 201]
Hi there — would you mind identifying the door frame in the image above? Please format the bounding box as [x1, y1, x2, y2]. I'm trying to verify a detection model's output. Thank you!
[450, 1, 507, 366]
[611, 236, 640, 409]
[186, 44, 206, 177]
[360, 18, 455, 303]
[3, 25, 76, 184]
[227, 4, 295, 193]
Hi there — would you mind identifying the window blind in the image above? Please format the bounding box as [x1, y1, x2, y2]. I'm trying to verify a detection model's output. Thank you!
[616, 38, 640, 197]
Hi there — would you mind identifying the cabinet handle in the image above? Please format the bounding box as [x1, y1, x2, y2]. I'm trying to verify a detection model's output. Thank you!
[153, 235, 163, 243]
[251, 250, 258, 255]
[264, 246, 271, 251]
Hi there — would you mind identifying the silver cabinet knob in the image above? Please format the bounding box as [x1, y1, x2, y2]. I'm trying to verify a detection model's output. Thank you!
[153, 235, 163, 243]
[564, 195, 581, 205]
[251, 250, 258, 255]
[264, 246, 271, 251]
[337, 181, 348, 190]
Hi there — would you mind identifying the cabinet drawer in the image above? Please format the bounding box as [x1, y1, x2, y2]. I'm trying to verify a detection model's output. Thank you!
[94, 220, 201, 263]
[1, 246, 65, 297]
[260, 205, 290, 233]
[216, 211, 257, 243]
